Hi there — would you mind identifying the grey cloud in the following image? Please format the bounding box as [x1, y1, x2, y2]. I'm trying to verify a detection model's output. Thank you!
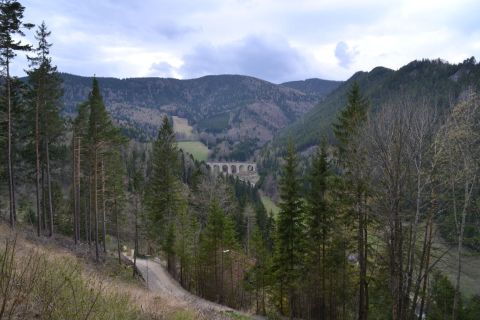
[179, 35, 312, 83]
[149, 62, 176, 77]
[155, 23, 197, 40]
[335, 41, 357, 68]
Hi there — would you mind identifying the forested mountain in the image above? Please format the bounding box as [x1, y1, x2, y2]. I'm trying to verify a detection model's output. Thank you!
[60, 73, 340, 143]
[278, 57, 480, 150]
[281, 78, 343, 96]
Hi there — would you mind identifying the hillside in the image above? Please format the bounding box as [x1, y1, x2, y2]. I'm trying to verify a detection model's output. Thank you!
[277, 57, 480, 150]
[0, 222, 246, 320]
[60, 74, 339, 152]
[281, 78, 343, 96]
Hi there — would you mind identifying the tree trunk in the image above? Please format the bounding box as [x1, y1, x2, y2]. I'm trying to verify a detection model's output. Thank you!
[101, 159, 107, 254]
[35, 93, 41, 236]
[93, 150, 99, 262]
[76, 137, 81, 242]
[45, 136, 54, 237]
[114, 184, 121, 264]
[6, 60, 16, 228]
[41, 163, 47, 231]
[72, 133, 78, 244]
[133, 195, 138, 277]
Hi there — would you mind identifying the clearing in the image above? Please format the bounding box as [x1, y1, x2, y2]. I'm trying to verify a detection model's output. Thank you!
[178, 141, 210, 162]
[173, 116, 195, 139]
[260, 195, 280, 216]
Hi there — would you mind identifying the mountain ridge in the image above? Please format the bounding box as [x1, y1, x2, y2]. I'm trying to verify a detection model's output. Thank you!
[59, 73, 340, 157]
[276, 58, 480, 150]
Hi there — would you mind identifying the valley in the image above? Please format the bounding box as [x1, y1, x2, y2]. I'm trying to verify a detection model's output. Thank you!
[1, 1, 480, 319]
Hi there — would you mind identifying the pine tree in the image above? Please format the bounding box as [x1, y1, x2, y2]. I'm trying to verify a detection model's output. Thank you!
[87, 77, 118, 261]
[72, 101, 90, 243]
[333, 82, 370, 320]
[0, 0, 33, 228]
[305, 140, 332, 318]
[199, 199, 238, 304]
[145, 115, 182, 271]
[26, 21, 63, 237]
[273, 139, 305, 319]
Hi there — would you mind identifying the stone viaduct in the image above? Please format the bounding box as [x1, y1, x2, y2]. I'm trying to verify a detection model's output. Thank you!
[206, 162, 257, 175]
[206, 162, 259, 185]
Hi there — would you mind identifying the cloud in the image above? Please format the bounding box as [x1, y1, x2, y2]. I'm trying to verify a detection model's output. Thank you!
[149, 61, 177, 77]
[12, 0, 480, 81]
[155, 23, 198, 40]
[179, 35, 313, 83]
[335, 41, 357, 68]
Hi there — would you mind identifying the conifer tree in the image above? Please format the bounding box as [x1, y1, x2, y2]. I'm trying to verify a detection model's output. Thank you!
[273, 139, 305, 319]
[27, 21, 63, 237]
[72, 101, 90, 243]
[145, 115, 182, 271]
[0, 0, 33, 228]
[333, 82, 370, 320]
[87, 77, 118, 261]
[305, 140, 332, 318]
[199, 199, 238, 304]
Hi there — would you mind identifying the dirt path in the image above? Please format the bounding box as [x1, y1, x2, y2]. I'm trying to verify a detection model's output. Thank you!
[132, 257, 263, 319]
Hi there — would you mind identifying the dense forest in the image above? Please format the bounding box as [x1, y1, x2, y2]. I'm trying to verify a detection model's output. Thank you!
[1, 1, 480, 320]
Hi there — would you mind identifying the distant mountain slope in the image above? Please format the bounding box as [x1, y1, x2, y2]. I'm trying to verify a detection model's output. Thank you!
[60, 73, 336, 145]
[281, 78, 343, 96]
[277, 58, 480, 150]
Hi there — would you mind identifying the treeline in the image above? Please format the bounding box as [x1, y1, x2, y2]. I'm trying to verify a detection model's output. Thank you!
[262, 83, 480, 320]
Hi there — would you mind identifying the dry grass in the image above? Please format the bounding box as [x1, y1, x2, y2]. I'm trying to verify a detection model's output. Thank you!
[0, 223, 223, 320]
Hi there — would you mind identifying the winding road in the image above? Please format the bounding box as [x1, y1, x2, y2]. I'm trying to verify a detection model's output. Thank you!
[131, 257, 263, 319]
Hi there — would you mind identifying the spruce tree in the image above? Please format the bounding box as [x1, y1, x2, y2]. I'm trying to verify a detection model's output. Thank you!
[333, 82, 370, 320]
[145, 115, 182, 271]
[273, 139, 305, 319]
[200, 199, 238, 304]
[87, 77, 118, 261]
[0, 0, 33, 228]
[27, 21, 63, 237]
[305, 140, 332, 318]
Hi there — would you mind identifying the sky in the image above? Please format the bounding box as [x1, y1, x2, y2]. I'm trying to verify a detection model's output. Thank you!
[11, 0, 480, 83]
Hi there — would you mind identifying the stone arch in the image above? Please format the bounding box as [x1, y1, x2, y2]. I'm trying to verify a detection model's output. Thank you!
[213, 165, 220, 174]
[231, 165, 237, 174]
[248, 165, 254, 172]
[239, 165, 245, 173]
[222, 164, 229, 173]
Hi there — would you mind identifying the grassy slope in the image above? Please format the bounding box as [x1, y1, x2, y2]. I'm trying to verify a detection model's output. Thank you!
[260, 195, 280, 216]
[0, 223, 218, 320]
[178, 141, 209, 162]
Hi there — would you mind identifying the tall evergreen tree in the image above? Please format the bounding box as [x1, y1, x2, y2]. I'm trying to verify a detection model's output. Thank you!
[26, 21, 63, 237]
[87, 77, 118, 261]
[145, 115, 182, 272]
[305, 140, 332, 319]
[0, 0, 33, 228]
[199, 199, 238, 304]
[333, 82, 370, 320]
[273, 139, 305, 319]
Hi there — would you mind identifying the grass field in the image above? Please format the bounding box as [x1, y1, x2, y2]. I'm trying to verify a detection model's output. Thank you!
[178, 141, 209, 162]
[261, 195, 280, 216]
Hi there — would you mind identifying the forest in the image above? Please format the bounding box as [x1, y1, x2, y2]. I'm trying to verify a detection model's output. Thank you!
[1, 1, 480, 320]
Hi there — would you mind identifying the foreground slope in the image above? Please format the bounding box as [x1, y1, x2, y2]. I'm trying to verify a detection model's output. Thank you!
[0, 223, 245, 320]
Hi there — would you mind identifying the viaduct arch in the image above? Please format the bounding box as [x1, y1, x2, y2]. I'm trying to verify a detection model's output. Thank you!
[206, 161, 259, 185]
